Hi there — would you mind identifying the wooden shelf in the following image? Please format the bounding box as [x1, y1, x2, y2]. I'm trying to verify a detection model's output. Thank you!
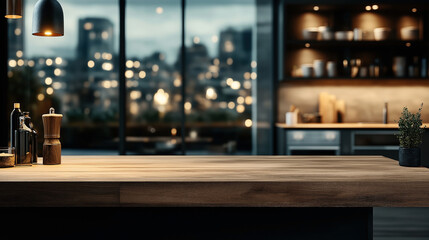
[285, 40, 427, 49]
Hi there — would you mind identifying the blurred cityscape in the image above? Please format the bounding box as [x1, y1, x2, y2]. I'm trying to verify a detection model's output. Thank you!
[7, 15, 255, 154]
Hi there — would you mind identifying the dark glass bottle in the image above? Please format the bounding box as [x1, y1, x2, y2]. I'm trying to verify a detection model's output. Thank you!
[23, 112, 38, 163]
[10, 103, 22, 148]
[15, 116, 32, 166]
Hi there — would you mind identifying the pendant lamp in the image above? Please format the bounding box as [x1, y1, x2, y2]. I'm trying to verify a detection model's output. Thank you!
[32, 0, 63, 36]
[5, 0, 22, 19]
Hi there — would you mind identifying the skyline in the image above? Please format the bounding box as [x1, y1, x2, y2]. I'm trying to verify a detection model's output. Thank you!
[20, 0, 255, 63]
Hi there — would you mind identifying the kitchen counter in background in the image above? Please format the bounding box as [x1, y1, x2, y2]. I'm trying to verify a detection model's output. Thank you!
[276, 123, 404, 129]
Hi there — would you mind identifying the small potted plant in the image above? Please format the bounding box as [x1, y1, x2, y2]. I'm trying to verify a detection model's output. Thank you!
[396, 104, 425, 167]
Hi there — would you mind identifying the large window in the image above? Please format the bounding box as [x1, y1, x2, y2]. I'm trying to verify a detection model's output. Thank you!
[7, 0, 256, 155]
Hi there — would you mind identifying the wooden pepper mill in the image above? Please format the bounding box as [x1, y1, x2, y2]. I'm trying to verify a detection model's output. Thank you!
[42, 107, 63, 165]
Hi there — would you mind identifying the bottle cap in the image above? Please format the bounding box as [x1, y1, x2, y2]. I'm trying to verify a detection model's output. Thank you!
[14, 103, 20, 108]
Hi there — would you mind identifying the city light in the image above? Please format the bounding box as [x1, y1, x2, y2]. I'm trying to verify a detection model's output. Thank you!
[228, 102, 235, 109]
[231, 81, 241, 90]
[372, 5, 379, 10]
[46, 87, 54, 95]
[126, 60, 133, 68]
[251, 72, 257, 80]
[45, 77, 53, 85]
[154, 89, 169, 105]
[193, 36, 200, 44]
[139, 71, 146, 79]
[130, 102, 139, 115]
[102, 80, 112, 89]
[245, 96, 253, 105]
[84, 22, 93, 30]
[130, 90, 142, 100]
[88, 60, 95, 68]
[213, 58, 220, 65]
[237, 96, 244, 104]
[227, 57, 233, 65]
[224, 40, 234, 52]
[111, 80, 118, 88]
[226, 78, 233, 86]
[55, 57, 63, 65]
[243, 80, 251, 89]
[184, 102, 192, 112]
[156, 7, 163, 14]
[94, 52, 101, 59]
[205, 87, 217, 100]
[54, 68, 61, 77]
[17, 59, 24, 66]
[236, 105, 245, 113]
[152, 64, 159, 72]
[102, 62, 113, 71]
[171, 128, 177, 136]
[38, 71, 45, 78]
[9, 60, 17, 67]
[245, 119, 253, 127]
[52, 82, 62, 90]
[211, 35, 218, 43]
[251, 61, 257, 68]
[37, 94, 45, 101]
[101, 31, 109, 40]
[14, 28, 21, 36]
[27, 60, 35, 67]
[133, 61, 141, 68]
[16, 50, 23, 58]
[313, 6, 319, 11]
[125, 70, 134, 78]
[173, 78, 181, 87]
[46, 58, 53, 66]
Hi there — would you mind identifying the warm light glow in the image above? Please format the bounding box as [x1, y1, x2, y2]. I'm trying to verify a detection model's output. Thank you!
[224, 40, 234, 52]
[17, 59, 24, 66]
[111, 80, 118, 88]
[211, 35, 218, 43]
[305, 43, 310, 48]
[84, 22, 93, 30]
[52, 82, 62, 89]
[101, 31, 109, 39]
[88, 60, 95, 68]
[152, 64, 159, 72]
[134, 61, 140, 68]
[226, 78, 233, 86]
[245, 119, 253, 127]
[125, 70, 134, 78]
[139, 71, 146, 79]
[15, 28, 21, 36]
[228, 102, 235, 109]
[412, 8, 417, 13]
[102, 80, 111, 89]
[16, 50, 23, 58]
[102, 62, 113, 71]
[44, 31, 52, 36]
[94, 52, 101, 59]
[205, 87, 217, 100]
[184, 102, 192, 111]
[46, 58, 53, 66]
[213, 58, 220, 65]
[5, 15, 22, 19]
[46, 87, 54, 95]
[37, 94, 45, 101]
[251, 61, 257, 68]
[55, 57, 63, 65]
[130, 90, 142, 100]
[45, 77, 53, 85]
[193, 36, 200, 44]
[243, 80, 251, 89]
[236, 105, 245, 113]
[54, 68, 62, 76]
[38, 71, 45, 78]
[130, 102, 139, 115]
[9, 60, 17, 67]
[243, 72, 251, 80]
[231, 81, 241, 90]
[126, 60, 133, 68]
[406, 42, 411, 47]
[156, 7, 163, 14]
[313, 6, 319, 11]
[365, 5, 371, 11]
[237, 96, 244, 104]
[251, 72, 257, 80]
[27, 60, 35, 67]
[372, 5, 379, 10]
[245, 96, 253, 105]
[227, 58, 233, 65]
[154, 89, 169, 105]
[171, 128, 177, 136]
[173, 78, 181, 87]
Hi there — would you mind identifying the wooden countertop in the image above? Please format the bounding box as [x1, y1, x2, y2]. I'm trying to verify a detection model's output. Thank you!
[277, 123, 416, 129]
[1, 155, 429, 207]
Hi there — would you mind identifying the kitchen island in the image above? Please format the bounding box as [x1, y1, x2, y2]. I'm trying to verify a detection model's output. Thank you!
[1, 155, 428, 239]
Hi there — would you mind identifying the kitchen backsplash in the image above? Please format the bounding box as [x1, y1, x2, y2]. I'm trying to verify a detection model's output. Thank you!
[278, 82, 429, 123]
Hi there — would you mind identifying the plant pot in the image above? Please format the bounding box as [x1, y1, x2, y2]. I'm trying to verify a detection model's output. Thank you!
[399, 147, 421, 167]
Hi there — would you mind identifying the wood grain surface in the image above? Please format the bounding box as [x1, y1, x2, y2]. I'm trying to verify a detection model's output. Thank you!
[0, 155, 429, 207]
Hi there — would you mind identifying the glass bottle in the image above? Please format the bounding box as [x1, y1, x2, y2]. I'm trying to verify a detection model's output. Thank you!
[10, 103, 22, 148]
[23, 112, 38, 164]
[15, 116, 32, 166]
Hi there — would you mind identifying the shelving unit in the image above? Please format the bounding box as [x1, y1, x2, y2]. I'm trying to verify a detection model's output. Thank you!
[280, 3, 429, 81]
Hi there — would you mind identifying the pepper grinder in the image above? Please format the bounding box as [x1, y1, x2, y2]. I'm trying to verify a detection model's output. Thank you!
[42, 107, 63, 165]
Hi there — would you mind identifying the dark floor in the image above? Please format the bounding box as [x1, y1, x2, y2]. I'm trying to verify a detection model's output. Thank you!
[374, 208, 429, 240]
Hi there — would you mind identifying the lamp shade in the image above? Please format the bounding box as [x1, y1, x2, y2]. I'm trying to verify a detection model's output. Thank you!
[5, 0, 22, 19]
[32, 0, 64, 36]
